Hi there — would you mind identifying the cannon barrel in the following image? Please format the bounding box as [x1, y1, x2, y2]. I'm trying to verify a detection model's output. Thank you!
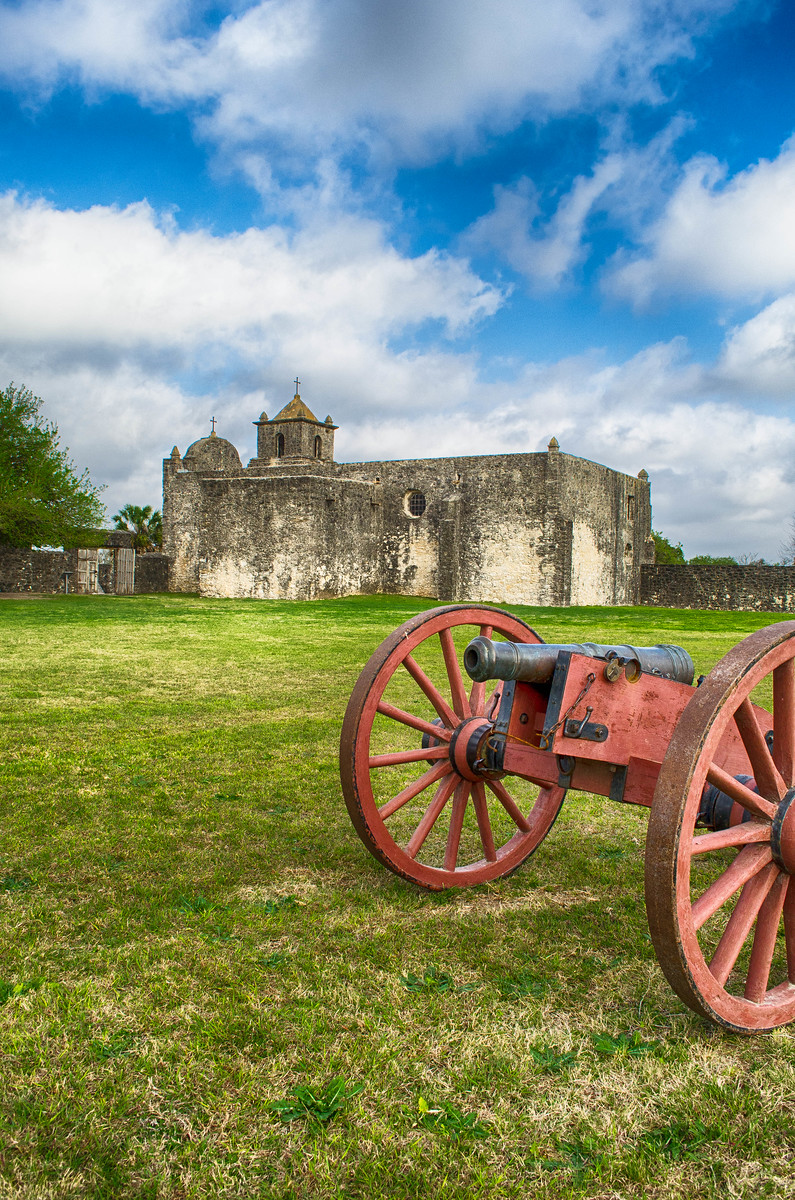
[463, 637, 695, 686]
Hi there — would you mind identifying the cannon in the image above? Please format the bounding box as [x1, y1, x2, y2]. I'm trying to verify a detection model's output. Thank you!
[339, 605, 795, 1033]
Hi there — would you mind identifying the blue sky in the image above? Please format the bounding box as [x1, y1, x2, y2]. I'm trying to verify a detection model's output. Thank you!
[1, 0, 795, 560]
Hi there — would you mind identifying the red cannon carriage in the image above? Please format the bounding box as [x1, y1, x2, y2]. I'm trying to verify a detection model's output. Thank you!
[339, 605, 795, 1033]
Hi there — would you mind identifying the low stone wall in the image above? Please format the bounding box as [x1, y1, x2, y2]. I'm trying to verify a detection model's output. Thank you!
[0, 542, 171, 595]
[641, 564, 795, 612]
[134, 553, 170, 593]
[0, 545, 77, 593]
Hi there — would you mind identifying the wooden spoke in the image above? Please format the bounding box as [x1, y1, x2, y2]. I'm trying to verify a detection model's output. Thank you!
[691, 842, 773, 931]
[745, 872, 788, 1001]
[378, 760, 453, 819]
[402, 653, 458, 728]
[773, 659, 795, 786]
[369, 746, 448, 768]
[443, 781, 470, 870]
[708, 862, 779, 986]
[705, 763, 777, 821]
[471, 780, 497, 861]
[690, 822, 771, 855]
[405, 773, 459, 860]
[468, 623, 493, 716]
[376, 699, 453, 743]
[734, 699, 786, 803]
[438, 626, 471, 719]
[486, 778, 531, 833]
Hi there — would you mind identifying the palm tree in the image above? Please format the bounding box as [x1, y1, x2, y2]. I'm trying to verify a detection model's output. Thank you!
[112, 504, 162, 552]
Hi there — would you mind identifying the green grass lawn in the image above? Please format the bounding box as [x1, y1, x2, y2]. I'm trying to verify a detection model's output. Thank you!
[1, 594, 794, 1199]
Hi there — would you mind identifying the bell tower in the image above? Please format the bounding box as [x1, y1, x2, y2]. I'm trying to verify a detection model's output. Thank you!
[252, 380, 337, 464]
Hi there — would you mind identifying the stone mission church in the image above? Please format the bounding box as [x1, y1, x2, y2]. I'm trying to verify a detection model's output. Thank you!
[162, 385, 654, 605]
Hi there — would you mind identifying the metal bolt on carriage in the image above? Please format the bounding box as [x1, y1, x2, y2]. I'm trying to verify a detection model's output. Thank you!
[339, 605, 795, 1034]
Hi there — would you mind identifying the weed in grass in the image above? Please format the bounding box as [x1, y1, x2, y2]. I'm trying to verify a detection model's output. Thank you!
[258, 895, 300, 915]
[270, 1077, 363, 1126]
[0, 873, 33, 892]
[541, 1134, 608, 1181]
[201, 923, 239, 942]
[90, 1030, 137, 1060]
[214, 792, 242, 800]
[0, 977, 44, 1004]
[496, 969, 547, 1000]
[638, 1118, 720, 1162]
[400, 966, 455, 993]
[417, 1096, 490, 1140]
[592, 1030, 659, 1057]
[264, 803, 292, 815]
[258, 950, 290, 967]
[528, 1044, 578, 1074]
[597, 846, 629, 860]
[178, 894, 227, 914]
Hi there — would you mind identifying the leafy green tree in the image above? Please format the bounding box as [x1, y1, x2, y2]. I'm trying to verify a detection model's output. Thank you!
[688, 554, 738, 565]
[0, 382, 105, 548]
[652, 530, 685, 564]
[112, 504, 162, 552]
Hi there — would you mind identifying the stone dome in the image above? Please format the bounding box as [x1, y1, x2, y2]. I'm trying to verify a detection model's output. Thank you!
[183, 432, 242, 471]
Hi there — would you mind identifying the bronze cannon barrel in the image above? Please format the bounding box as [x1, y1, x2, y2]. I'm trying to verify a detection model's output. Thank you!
[463, 637, 695, 686]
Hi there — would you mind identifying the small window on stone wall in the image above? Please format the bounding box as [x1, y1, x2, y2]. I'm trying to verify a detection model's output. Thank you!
[314, 435, 322, 459]
[405, 491, 427, 518]
[276, 433, 285, 458]
[628, 495, 635, 521]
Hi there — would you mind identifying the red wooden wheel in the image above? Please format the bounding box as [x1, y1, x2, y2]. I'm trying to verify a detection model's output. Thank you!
[646, 621, 795, 1032]
[340, 605, 565, 890]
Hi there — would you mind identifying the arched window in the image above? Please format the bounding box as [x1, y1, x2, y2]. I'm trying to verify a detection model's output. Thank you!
[276, 433, 285, 458]
[314, 435, 322, 459]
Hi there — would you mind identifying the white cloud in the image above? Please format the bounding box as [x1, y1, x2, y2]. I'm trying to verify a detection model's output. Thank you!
[716, 294, 795, 395]
[0, 191, 500, 354]
[464, 160, 624, 287]
[609, 137, 795, 305]
[0, 0, 737, 164]
[463, 117, 691, 287]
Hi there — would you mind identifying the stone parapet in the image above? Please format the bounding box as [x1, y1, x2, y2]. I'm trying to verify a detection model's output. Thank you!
[641, 564, 795, 612]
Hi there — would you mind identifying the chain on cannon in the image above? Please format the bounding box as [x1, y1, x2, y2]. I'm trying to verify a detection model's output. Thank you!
[339, 604, 795, 1034]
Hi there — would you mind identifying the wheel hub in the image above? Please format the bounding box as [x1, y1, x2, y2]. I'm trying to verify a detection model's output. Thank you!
[772, 788, 795, 873]
[448, 717, 496, 781]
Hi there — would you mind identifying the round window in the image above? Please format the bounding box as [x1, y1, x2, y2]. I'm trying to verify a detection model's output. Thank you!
[405, 491, 427, 518]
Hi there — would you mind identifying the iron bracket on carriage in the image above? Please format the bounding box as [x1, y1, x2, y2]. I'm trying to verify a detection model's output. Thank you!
[339, 605, 795, 1034]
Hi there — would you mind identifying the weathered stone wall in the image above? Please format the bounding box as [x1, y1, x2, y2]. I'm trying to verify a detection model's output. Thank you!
[162, 458, 203, 593]
[134, 553, 170, 593]
[342, 451, 648, 605]
[0, 545, 77, 593]
[641, 565, 795, 612]
[191, 472, 382, 600]
[164, 440, 650, 605]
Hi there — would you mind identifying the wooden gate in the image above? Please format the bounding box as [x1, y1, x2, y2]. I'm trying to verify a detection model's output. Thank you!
[76, 549, 99, 593]
[115, 548, 135, 595]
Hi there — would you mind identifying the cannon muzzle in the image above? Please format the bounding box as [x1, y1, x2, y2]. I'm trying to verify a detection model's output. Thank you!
[463, 637, 694, 686]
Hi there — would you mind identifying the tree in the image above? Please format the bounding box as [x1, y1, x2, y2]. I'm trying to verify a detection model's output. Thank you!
[688, 554, 738, 565]
[652, 530, 685, 564]
[0, 382, 105, 548]
[112, 504, 162, 552]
